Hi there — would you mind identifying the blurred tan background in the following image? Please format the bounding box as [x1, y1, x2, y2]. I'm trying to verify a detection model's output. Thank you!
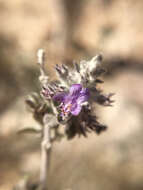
[0, 0, 143, 189]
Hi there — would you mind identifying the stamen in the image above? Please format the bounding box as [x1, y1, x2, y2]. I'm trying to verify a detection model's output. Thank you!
[61, 103, 72, 118]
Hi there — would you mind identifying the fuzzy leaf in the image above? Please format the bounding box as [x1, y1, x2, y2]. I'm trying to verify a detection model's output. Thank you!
[17, 126, 42, 135]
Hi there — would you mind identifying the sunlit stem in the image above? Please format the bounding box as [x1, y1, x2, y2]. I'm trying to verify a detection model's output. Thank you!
[40, 115, 52, 190]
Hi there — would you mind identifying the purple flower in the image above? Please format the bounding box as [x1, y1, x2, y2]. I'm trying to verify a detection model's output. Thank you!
[53, 84, 89, 118]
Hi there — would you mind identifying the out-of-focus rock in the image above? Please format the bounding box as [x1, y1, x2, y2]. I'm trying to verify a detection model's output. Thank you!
[75, 0, 143, 61]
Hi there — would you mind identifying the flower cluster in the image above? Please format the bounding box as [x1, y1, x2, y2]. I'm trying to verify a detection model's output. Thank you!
[26, 50, 114, 139]
[40, 53, 114, 138]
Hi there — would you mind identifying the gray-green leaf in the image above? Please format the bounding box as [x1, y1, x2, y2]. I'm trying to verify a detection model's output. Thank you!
[17, 126, 42, 135]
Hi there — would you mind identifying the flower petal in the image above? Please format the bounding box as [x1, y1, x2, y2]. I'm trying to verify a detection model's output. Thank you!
[69, 84, 82, 96]
[77, 88, 90, 104]
[53, 92, 67, 101]
[70, 103, 82, 115]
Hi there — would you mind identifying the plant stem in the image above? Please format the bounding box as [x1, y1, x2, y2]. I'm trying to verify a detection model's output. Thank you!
[40, 116, 52, 190]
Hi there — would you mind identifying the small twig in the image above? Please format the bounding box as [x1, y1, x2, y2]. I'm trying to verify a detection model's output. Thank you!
[37, 49, 51, 190]
[37, 49, 49, 88]
[40, 114, 52, 190]
[37, 49, 46, 76]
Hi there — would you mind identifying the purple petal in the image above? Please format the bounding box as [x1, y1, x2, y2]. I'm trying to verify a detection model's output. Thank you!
[69, 84, 82, 96]
[53, 92, 67, 101]
[77, 88, 89, 104]
[62, 94, 73, 104]
[70, 103, 82, 116]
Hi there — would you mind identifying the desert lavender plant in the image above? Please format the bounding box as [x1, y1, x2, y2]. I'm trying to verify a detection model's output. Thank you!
[19, 49, 114, 190]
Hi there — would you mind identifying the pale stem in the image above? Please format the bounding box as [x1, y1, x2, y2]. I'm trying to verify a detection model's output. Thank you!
[40, 119, 52, 190]
[37, 49, 49, 88]
[37, 49, 46, 76]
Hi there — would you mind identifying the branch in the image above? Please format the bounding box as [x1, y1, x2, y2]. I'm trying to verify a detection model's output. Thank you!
[37, 49, 49, 88]
[39, 114, 52, 190]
